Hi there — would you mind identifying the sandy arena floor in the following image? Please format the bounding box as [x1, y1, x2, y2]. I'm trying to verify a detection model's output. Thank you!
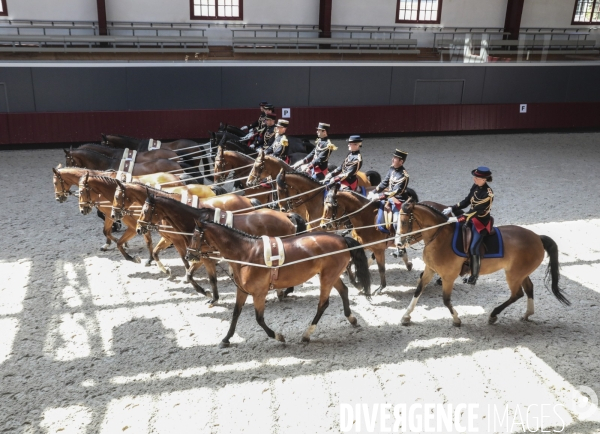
[1, 132, 600, 433]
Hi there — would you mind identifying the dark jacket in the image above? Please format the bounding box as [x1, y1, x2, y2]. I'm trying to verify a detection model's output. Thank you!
[376, 165, 409, 201]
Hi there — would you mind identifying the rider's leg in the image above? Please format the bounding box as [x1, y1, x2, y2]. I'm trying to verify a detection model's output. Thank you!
[467, 226, 485, 285]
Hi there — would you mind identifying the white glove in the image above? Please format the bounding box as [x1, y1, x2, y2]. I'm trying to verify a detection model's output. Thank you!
[249, 145, 255, 150]
[442, 207, 454, 217]
[241, 126, 248, 131]
[292, 161, 302, 169]
[447, 216, 458, 223]
[367, 191, 378, 200]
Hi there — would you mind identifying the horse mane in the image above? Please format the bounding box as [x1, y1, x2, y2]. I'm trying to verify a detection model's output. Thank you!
[130, 181, 177, 196]
[202, 219, 261, 240]
[108, 134, 140, 141]
[225, 150, 254, 161]
[282, 170, 322, 186]
[72, 148, 117, 160]
[88, 175, 120, 186]
[415, 202, 449, 221]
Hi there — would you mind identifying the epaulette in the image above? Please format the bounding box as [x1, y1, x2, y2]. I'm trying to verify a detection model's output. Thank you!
[326, 139, 338, 151]
[281, 135, 288, 146]
[403, 170, 409, 178]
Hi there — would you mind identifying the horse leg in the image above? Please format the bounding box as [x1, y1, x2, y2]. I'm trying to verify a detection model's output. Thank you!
[203, 259, 219, 305]
[489, 276, 525, 324]
[100, 216, 118, 251]
[371, 248, 387, 295]
[521, 276, 535, 321]
[152, 237, 173, 275]
[220, 289, 249, 348]
[402, 266, 436, 326]
[398, 247, 413, 271]
[185, 260, 208, 298]
[254, 292, 285, 343]
[301, 282, 333, 343]
[276, 287, 294, 301]
[442, 278, 462, 327]
[142, 232, 154, 266]
[115, 225, 141, 263]
[333, 277, 358, 327]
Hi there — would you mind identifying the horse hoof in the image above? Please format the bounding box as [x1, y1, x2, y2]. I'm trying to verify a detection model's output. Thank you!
[100, 245, 109, 252]
[165, 267, 171, 276]
[401, 316, 411, 326]
[406, 262, 413, 271]
[521, 316, 531, 322]
[348, 315, 358, 326]
[219, 341, 230, 349]
[301, 335, 310, 343]
[133, 256, 141, 264]
[453, 319, 462, 327]
[145, 260, 152, 267]
[489, 316, 498, 324]
[275, 333, 286, 343]
[436, 278, 443, 286]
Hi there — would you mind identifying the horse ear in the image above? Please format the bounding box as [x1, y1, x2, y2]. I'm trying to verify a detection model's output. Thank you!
[52, 167, 59, 175]
[56, 163, 62, 169]
[63, 149, 69, 155]
[70, 145, 73, 151]
[84, 171, 89, 182]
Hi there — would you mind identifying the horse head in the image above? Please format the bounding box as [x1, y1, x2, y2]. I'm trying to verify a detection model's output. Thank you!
[185, 218, 211, 263]
[101, 133, 108, 145]
[247, 148, 266, 186]
[78, 172, 93, 215]
[64, 148, 78, 168]
[111, 178, 128, 220]
[321, 183, 340, 229]
[136, 188, 156, 235]
[214, 146, 229, 183]
[52, 166, 71, 203]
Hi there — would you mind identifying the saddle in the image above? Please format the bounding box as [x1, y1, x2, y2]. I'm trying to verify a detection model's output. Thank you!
[461, 218, 496, 255]
[262, 236, 286, 288]
[147, 139, 162, 151]
[117, 148, 137, 182]
[213, 208, 233, 228]
[180, 191, 199, 208]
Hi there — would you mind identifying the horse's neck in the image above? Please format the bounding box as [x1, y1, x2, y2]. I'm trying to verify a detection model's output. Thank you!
[268, 157, 289, 172]
[203, 224, 257, 260]
[340, 193, 373, 220]
[89, 179, 115, 198]
[156, 197, 198, 233]
[76, 151, 119, 170]
[414, 206, 453, 242]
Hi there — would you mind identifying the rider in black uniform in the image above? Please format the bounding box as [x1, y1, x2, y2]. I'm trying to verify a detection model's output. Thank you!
[252, 112, 277, 150]
[246, 101, 268, 132]
[443, 166, 494, 285]
[265, 119, 290, 163]
[293, 122, 337, 181]
[325, 135, 363, 191]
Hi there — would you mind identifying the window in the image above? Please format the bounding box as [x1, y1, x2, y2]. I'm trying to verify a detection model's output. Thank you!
[572, 0, 600, 24]
[0, 0, 8, 17]
[191, 0, 243, 20]
[396, 0, 441, 23]
[396, 0, 442, 24]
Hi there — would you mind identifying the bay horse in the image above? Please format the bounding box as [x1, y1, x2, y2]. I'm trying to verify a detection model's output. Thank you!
[320, 183, 418, 293]
[398, 200, 570, 327]
[248, 148, 378, 189]
[64, 148, 185, 176]
[182, 218, 371, 347]
[52, 166, 185, 203]
[135, 192, 305, 304]
[274, 170, 328, 229]
[79, 143, 183, 164]
[102, 134, 213, 183]
[213, 146, 274, 205]
[77, 173, 156, 263]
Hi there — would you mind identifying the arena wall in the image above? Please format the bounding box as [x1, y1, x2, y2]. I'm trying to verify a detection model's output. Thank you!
[1, 62, 599, 145]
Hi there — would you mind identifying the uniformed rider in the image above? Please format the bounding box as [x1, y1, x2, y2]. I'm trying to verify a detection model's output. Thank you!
[324, 135, 363, 191]
[292, 122, 337, 181]
[251, 112, 277, 150]
[244, 101, 268, 132]
[368, 149, 409, 246]
[265, 119, 290, 163]
[442, 166, 494, 285]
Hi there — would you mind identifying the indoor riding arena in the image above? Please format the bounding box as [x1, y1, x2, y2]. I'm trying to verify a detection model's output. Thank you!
[1, 1, 600, 434]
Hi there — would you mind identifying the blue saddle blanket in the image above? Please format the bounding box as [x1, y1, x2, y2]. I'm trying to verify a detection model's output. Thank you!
[452, 222, 504, 258]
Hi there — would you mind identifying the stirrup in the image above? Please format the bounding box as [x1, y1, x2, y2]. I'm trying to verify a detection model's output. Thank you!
[466, 275, 478, 285]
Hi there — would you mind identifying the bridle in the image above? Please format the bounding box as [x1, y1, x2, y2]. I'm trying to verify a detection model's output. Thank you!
[112, 186, 133, 219]
[247, 156, 265, 186]
[78, 178, 96, 213]
[321, 186, 344, 230]
[276, 177, 324, 213]
[214, 154, 229, 183]
[53, 172, 75, 202]
[185, 225, 215, 262]
[137, 199, 159, 233]
[65, 152, 79, 168]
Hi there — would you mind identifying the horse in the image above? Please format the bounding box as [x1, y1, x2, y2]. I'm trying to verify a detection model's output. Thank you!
[398, 200, 571, 327]
[52, 166, 186, 203]
[101, 134, 213, 182]
[77, 173, 157, 263]
[64, 147, 185, 176]
[213, 146, 274, 205]
[79, 143, 183, 164]
[217, 123, 316, 155]
[182, 218, 371, 347]
[320, 183, 418, 293]
[135, 191, 306, 304]
[248, 148, 378, 189]
[274, 170, 328, 229]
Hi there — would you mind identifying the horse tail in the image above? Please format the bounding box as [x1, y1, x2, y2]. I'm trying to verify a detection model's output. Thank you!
[287, 213, 307, 234]
[406, 187, 419, 203]
[365, 170, 382, 186]
[540, 235, 570, 306]
[211, 185, 228, 195]
[343, 237, 372, 297]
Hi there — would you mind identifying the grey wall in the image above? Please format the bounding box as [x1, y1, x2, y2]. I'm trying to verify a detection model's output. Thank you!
[0, 64, 599, 113]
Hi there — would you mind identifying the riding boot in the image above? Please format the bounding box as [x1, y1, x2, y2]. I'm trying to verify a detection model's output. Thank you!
[467, 254, 480, 285]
